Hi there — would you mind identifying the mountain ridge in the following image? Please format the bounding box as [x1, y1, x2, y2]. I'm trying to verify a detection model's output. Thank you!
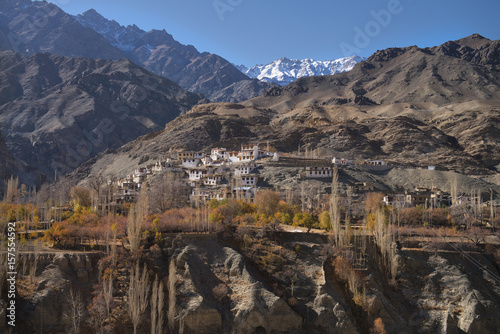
[74, 8, 277, 102]
[0, 1, 275, 102]
[238, 55, 364, 86]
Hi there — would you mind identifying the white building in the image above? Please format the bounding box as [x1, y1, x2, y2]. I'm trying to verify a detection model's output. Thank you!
[239, 175, 258, 186]
[366, 160, 386, 166]
[133, 168, 151, 183]
[305, 167, 332, 178]
[188, 168, 210, 181]
[204, 174, 223, 186]
[211, 148, 227, 161]
[332, 157, 353, 165]
[234, 163, 257, 176]
[182, 158, 201, 168]
[194, 152, 205, 159]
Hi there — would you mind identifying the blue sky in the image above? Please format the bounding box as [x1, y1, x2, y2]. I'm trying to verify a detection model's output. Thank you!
[48, 0, 500, 67]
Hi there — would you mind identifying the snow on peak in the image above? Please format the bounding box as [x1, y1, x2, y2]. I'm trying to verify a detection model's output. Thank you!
[239, 55, 365, 86]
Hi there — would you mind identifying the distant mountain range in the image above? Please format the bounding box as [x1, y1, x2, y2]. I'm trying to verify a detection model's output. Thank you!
[73, 9, 278, 102]
[237, 55, 364, 86]
[0, 0, 275, 102]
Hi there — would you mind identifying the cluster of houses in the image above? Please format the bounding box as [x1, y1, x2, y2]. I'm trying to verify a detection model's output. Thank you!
[107, 144, 458, 211]
[112, 145, 275, 205]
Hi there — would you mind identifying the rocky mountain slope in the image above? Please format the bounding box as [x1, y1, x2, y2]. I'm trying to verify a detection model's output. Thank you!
[0, 131, 41, 197]
[0, 0, 125, 59]
[0, 0, 275, 102]
[0, 50, 204, 178]
[74, 9, 277, 102]
[238, 55, 364, 86]
[71, 35, 500, 180]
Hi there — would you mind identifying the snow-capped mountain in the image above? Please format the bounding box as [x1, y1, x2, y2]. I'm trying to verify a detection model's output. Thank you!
[238, 56, 365, 86]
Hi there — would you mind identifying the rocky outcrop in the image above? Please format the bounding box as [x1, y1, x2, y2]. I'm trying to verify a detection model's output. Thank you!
[232, 282, 303, 334]
[168, 237, 304, 334]
[13, 253, 100, 333]
[312, 294, 359, 334]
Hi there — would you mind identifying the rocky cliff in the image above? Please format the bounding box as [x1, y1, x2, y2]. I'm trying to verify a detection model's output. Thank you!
[5, 233, 500, 333]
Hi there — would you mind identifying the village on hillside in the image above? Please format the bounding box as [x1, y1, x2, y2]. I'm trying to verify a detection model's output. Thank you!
[91, 143, 495, 219]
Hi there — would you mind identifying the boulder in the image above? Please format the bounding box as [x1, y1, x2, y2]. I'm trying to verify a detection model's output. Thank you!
[313, 293, 359, 334]
[179, 299, 222, 334]
[31, 288, 62, 329]
[77, 269, 88, 282]
[70, 255, 85, 271]
[224, 247, 245, 277]
[52, 254, 69, 270]
[233, 284, 302, 334]
[84, 255, 93, 271]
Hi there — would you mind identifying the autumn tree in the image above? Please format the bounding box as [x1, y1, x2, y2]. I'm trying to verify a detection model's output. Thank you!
[371, 318, 387, 334]
[319, 211, 331, 231]
[254, 189, 281, 218]
[70, 186, 92, 208]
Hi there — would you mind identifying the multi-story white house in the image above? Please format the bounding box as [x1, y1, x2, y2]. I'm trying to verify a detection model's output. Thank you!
[182, 158, 201, 168]
[188, 168, 210, 181]
[239, 175, 258, 186]
[305, 167, 332, 178]
[211, 148, 227, 161]
[204, 174, 223, 186]
[133, 168, 151, 183]
[234, 163, 257, 176]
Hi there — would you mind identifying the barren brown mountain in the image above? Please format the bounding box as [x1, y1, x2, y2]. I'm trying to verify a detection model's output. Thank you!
[0, 50, 204, 178]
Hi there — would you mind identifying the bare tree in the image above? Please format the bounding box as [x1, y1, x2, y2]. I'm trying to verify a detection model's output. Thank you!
[149, 173, 188, 213]
[89, 174, 105, 213]
[330, 165, 341, 246]
[128, 262, 150, 334]
[63, 288, 85, 334]
[465, 226, 488, 247]
[168, 259, 177, 332]
[103, 275, 113, 325]
[111, 222, 118, 267]
[491, 189, 495, 232]
[127, 188, 148, 253]
[29, 238, 41, 283]
[151, 274, 165, 334]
